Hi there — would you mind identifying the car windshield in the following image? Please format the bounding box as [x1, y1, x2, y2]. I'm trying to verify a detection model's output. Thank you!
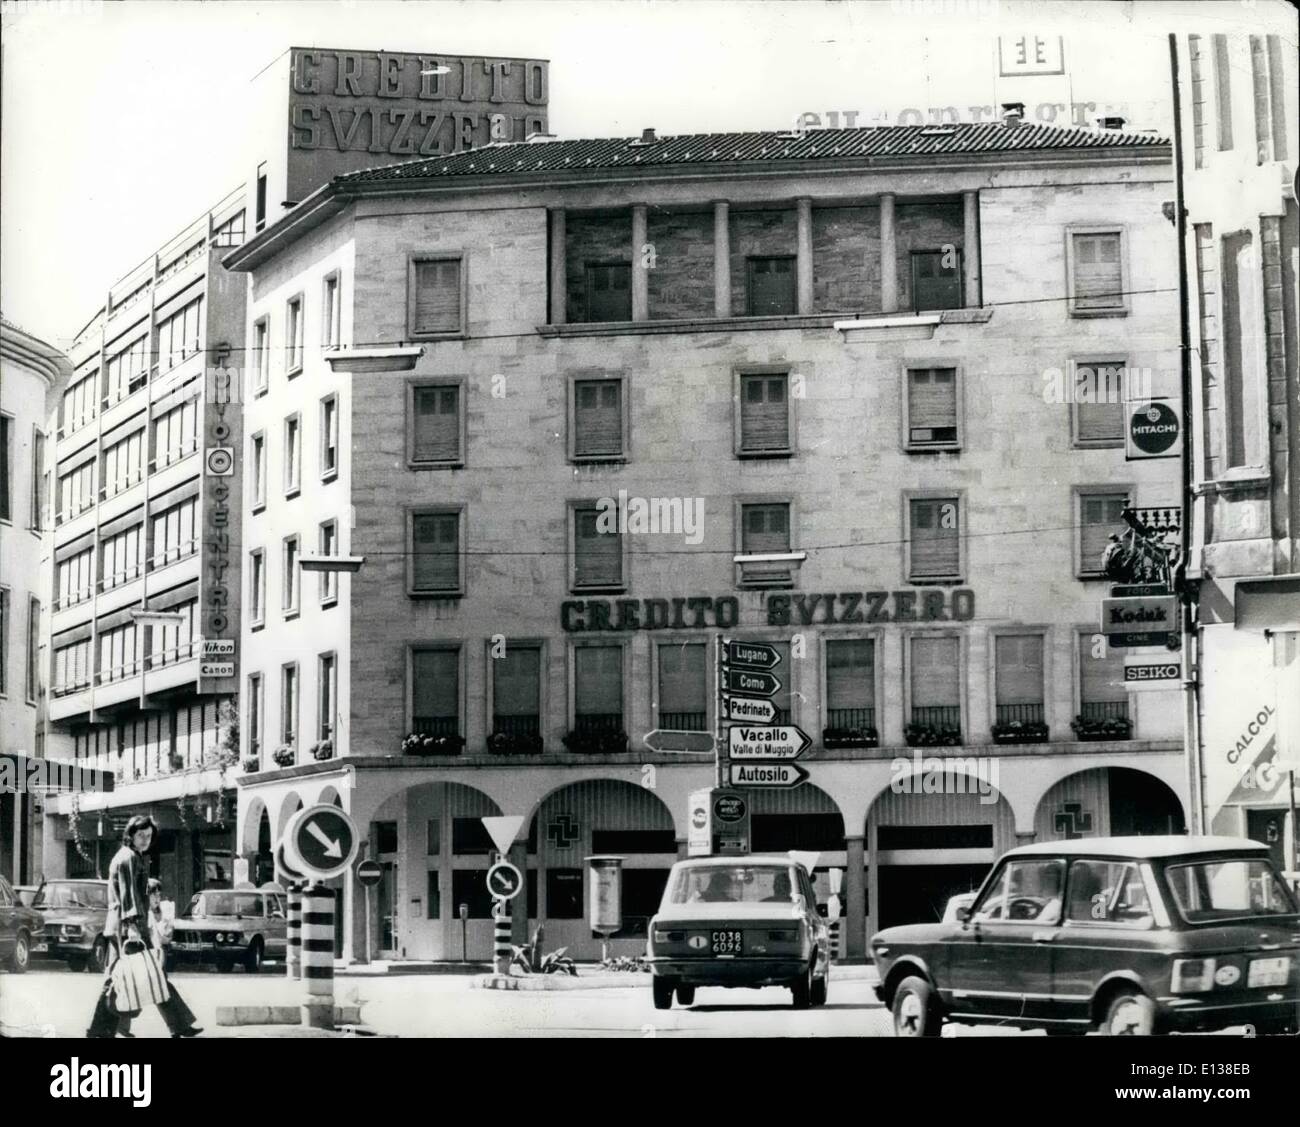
[34, 883, 108, 910]
[1165, 858, 1298, 923]
[185, 893, 262, 919]
[666, 865, 796, 905]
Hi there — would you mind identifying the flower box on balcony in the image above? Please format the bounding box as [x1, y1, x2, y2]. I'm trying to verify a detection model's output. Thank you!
[905, 723, 963, 748]
[402, 732, 465, 756]
[168, 753, 185, 772]
[822, 726, 879, 750]
[991, 721, 1050, 745]
[1070, 715, 1133, 742]
[488, 731, 544, 756]
[271, 744, 296, 768]
[561, 729, 629, 755]
[310, 739, 335, 762]
[241, 756, 260, 774]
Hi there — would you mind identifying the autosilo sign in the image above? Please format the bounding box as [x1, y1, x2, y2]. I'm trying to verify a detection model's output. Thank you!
[1126, 399, 1182, 460]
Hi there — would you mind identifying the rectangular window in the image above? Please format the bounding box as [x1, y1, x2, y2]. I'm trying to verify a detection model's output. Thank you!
[574, 644, 623, 732]
[61, 371, 98, 436]
[1069, 231, 1124, 314]
[1266, 36, 1288, 161]
[584, 262, 631, 322]
[158, 296, 203, 371]
[53, 636, 91, 697]
[281, 663, 298, 748]
[905, 368, 959, 448]
[56, 548, 94, 609]
[910, 636, 961, 735]
[1077, 633, 1129, 725]
[322, 275, 341, 348]
[284, 415, 300, 495]
[318, 653, 336, 741]
[426, 819, 441, 855]
[410, 383, 463, 466]
[572, 378, 625, 460]
[452, 818, 494, 854]
[411, 510, 462, 595]
[994, 634, 1045, 725]
[746, 256, 796, 316]
[31, 428, 45, 531]
[249, 549, 265, 625]
[255, 164, 267, 232]
[320, 395, 338, 479]
[98, 623, 139, 685]
[1189, 34, 1207, 169]
[102, 428, 145, 498]
[409, 257, 464, 336]
[739, 501, 793, 586]
[1212, 33, 1233, 151]
[657, 642, 707, 730]
[426, 871, 440, 920]
[253, 318, 270, 393]
[0, 414, 10, 522]
[248, 672, 263, 757]
[1079, 491, 1128, 576]
[492, 643, 541, 739]
[1250, 36, 1271, 164]
[908, 496, 961, 580]
[58, 460, 96, 522]
[1222, 230, 1263, 469]
[412, 648, 459, 736]
[152, 398, 199, 470]
[147, 601, 195, 670]
[148, 496, 197, 569]
[282, 534, 299, 614]
[911, 250, 963, 312]
[825, 638, 876, 731]
[1072, 361, 1125, 445]
[251, 432, 266, 510]
[546, 870, 584, 919]
[100, 525, 143, 591]
[0, 588, 7, 695]
[572, 506, 623, 591]
[104, 336, 149, 406]
[286, 296, 304, 375]
[738, 373, 790, 454]
[318, 520, 338, 605]
[450, 870, 493, 918]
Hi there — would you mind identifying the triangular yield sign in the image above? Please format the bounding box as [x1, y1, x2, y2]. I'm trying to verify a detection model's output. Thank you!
[482, 815, 525, 855]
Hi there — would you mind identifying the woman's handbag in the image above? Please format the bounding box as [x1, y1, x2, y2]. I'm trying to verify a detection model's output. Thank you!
[111, 939, 171, 1012]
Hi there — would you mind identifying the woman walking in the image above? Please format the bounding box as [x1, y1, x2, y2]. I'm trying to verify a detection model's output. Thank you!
[86, 815, 202, 1038]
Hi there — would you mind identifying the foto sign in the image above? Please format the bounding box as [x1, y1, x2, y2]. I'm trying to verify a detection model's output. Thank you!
[284, 804, 359, 881]
[728, 726, 811, 760]
[1123, 657, 1181, 691]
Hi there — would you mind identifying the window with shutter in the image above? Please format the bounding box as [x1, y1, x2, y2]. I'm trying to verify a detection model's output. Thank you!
[746, 256, 796, 316]
[911, 636, 960, 728]
[575, 645, 623, 728]
[412, 259, 463, 335]
[411, 385, 462, 464]
[412, 512, 460, 593]
[909, 497, 960, 579]
[284, 416, 301, 493]
[584, 263, 631, 322]
[1078, 633, 1127, 708]
[319, 521, 338, 604]
[911, 251, 963, 311]
[739, 375, 790, 453]
[282, 664, 298, 744]
[826, 639, 875, 728]
[249, 550, 264, 622]
[286, 297, 304, 372]
[1071, 233, 1123, 311]
[413, 649, 459, 731]
[995, 635, 1045, 723]
[282, 535, 299, 612]
[657, 643, 707, 728]
[1074, 362, 1125, 443]
[573, 379, 624, 459]
[1079, 492, 1128, 574]
[906, 368, 959, 446]
[321, 396, 338, 476]
[740, 503, 793, 585]
[493, 645, 541, 734]
[574, 508, 622, 589]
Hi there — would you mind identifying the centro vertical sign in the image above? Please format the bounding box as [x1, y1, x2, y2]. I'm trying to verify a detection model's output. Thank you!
[201, 367, 240, 689]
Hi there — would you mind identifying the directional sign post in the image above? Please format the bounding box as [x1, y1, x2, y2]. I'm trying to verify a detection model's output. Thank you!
[723, 667, 782, 696]
[728, 725, 811, 760]
[729, 762, 810, 788]
[643, 729, 715, 754]
[727, 696, 778, 723]
[723, 640, 781, 670]
[283, 804, 360, 881]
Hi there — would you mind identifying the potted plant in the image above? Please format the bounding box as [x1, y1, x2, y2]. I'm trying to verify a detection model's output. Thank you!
[904, 723, 963, 748]
[510, 926, 577, 977]
[991, 719, 1050, 744]
[168, 751, 185, 772]
[822, 726, 879, 749]
[241, 755, 260, 773]
[310, 739, 335, 761]
[1070, 714, 1133, 741]
[561, 728, 629, 755]
[272, 743, 296, 768]
[488, 731, 544, 755]
[402, 732, 466, 756]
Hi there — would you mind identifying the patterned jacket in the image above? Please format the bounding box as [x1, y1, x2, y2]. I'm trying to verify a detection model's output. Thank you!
[104, 845, 151, 944]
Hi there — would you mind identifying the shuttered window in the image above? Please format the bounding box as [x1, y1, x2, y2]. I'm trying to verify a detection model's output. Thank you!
[739, 375, 790, 453]
[282, 664, 298, 745]
[1071, 232, 1123, 311]
[411, 258, 463, 335]
[284, 415, 300, 494]
[251, 433, 266, 507]
[411, 512, 461, 593]
[573, 379, 624, 459]
[320, 395, 338, 477]
[911, 637, 960, 706]
[907, 368, 958, 446]
[909, 497, 960, 579]
[1078, 633, 1126, 705]
[101, 526, 143, 590]
[657, 643, 707, 729]
[103, 429, 145, 496]
[1079, 492, 1127, 574]
[1074, 362, 1125, 443]
[1212, 34, 1232, 152]
[575, 645, 623, 727]
[492, 644, 541, 729]
[98, 624, 139, 684]
[413, 649, 459, 730]
[411, 385, 462, 464]
[57, 549, 95, 609]
[585, 263, 631, 322]
[826, 639, 875, 724]
[995, 635, 1045, 708]
[740, 502, 792, 585]
[911, 250, 962, 312]
[573, 507, 622, 589]
[282, 535, 299, 612]
[249, 550, 265, 623]
[746, 256, 796, 316]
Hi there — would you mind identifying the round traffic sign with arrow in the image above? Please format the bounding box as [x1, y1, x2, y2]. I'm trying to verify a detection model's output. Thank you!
[283, 803, 359, 881]
[486, 861, 523, 900]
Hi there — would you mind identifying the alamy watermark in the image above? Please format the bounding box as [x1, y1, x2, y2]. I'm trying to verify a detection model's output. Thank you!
[0, 755, 107, 794]
[596, 490, 705, 545]
[890, 752, 1000, 805]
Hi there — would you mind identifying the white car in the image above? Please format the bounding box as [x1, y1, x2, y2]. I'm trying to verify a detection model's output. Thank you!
[941, 892, 977, 924]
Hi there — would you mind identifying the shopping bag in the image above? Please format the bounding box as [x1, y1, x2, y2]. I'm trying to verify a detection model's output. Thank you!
[111, 941, 170, 1011]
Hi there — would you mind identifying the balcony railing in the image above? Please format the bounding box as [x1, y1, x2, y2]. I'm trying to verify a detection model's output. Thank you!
[151, 437, 200, 473]
[97, 658, 142, 686]
[413, 715, 460, 737]
[658, 710, 707, 730]
[101, 469, 145, 500]
[54, 589, 94, 612]
[100, 565, 144, 592]
[493, 714, 541, 736]
[574, 712, 624, 733]
[146, 639, 200, 671]
[911, 705, 961, 729]
[148, 540, 199, 571]
[996, 703, 1045, 725]
[1080, 700, 1130, 722]
[827, 706, 875, 729]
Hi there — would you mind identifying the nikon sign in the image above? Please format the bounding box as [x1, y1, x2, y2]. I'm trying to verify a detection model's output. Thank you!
[1126, 399, 1182, 460]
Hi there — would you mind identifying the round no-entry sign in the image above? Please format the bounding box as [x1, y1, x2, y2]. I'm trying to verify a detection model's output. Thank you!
[284, 804, 359, 881]
[356, 859, 383, 887]
[486, 861, 523, 900]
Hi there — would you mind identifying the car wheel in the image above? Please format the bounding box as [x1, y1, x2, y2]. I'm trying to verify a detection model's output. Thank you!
[68, 956, 88, 973]
[9, 931, 31, 973]
[892, 976, 942, 1037]
[791, 960, 814, 1009]
[1103, 990, 1156, 1036]
[652, 977, 675, 1010]
[244, 938, 265, 973]
[675, 985, 695, 1007]
[811, 966, 828, 1007]
[91, 938, 110, 974]
[216, 958, 235, 973]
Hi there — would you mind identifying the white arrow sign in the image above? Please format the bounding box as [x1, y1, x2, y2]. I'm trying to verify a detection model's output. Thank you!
[728, 725, 811, 760]
[728, 762, 809, 788]
[727, 697, 777, 723]
[481, 815, 525, 855]
[307, 821, 344, 859]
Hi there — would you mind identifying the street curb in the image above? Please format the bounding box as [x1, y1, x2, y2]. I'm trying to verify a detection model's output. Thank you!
[471, 967, 879, 990]
[216, 1004, 364, 1026]
[334, 962, 492, 976]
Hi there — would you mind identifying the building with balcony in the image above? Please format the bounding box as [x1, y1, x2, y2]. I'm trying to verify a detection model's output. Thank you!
[39, 192, 248, 900]
[224, 115, 1187, 962]
[1174, 30, 1299, 860]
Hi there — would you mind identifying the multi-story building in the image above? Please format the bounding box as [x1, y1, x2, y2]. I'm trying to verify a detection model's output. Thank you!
[1, 318, 71, 884]
[224, 115, 1185, 962]
[1174, 31, 1299, 859]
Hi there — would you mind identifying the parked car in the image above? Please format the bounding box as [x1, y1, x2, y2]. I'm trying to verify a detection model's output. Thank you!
[0, 875, 46, 973]
[871, 836, 1300, 1036]
[645, 855, 831, 1010]
[171, 888, 288, 972]
[31, 879, 111, 972]
[13, 885, 40, 908]
[941, 892, 977, 924]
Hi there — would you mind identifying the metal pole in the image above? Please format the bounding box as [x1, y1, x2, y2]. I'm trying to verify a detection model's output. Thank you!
[286, 881, 302, 980]
[365, 884, 372, 965]
[493, 898, 511, 975]
[715, 635, 725, 789]
[1288, 769, 1298, 875]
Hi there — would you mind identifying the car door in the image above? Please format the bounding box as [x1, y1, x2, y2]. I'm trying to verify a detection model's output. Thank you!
[942, 857, 1064, 1021]
[795, 867, 828, 970]
[0, 879, 15, 960]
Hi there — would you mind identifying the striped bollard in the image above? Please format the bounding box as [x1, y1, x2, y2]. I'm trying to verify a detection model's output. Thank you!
[286, 882, 303, 981]
[829, 919, 841, 963]
[301, 882, 335, 1029]
[493, 897, 511, 975]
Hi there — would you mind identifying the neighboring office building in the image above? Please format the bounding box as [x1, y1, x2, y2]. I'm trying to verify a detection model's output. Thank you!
[224, 115, 1185, 962]
[1, 318, 71, 884]
[1174, 30, 1300, 861]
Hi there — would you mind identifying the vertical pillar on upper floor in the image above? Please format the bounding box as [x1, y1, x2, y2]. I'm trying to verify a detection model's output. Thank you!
[880, 193, 898, 314]
[796, 197, 814, 314]
[963, 189, 982, 308]
[548, 209, 567, 326]
[631, 204, 649, 321]
[713, 201, 732, 318]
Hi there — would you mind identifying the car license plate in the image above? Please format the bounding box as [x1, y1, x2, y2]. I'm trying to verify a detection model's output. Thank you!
[32, 942, 48, 953]
[711, 930, 742, 955]
[1247, 956, 1289, 987]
